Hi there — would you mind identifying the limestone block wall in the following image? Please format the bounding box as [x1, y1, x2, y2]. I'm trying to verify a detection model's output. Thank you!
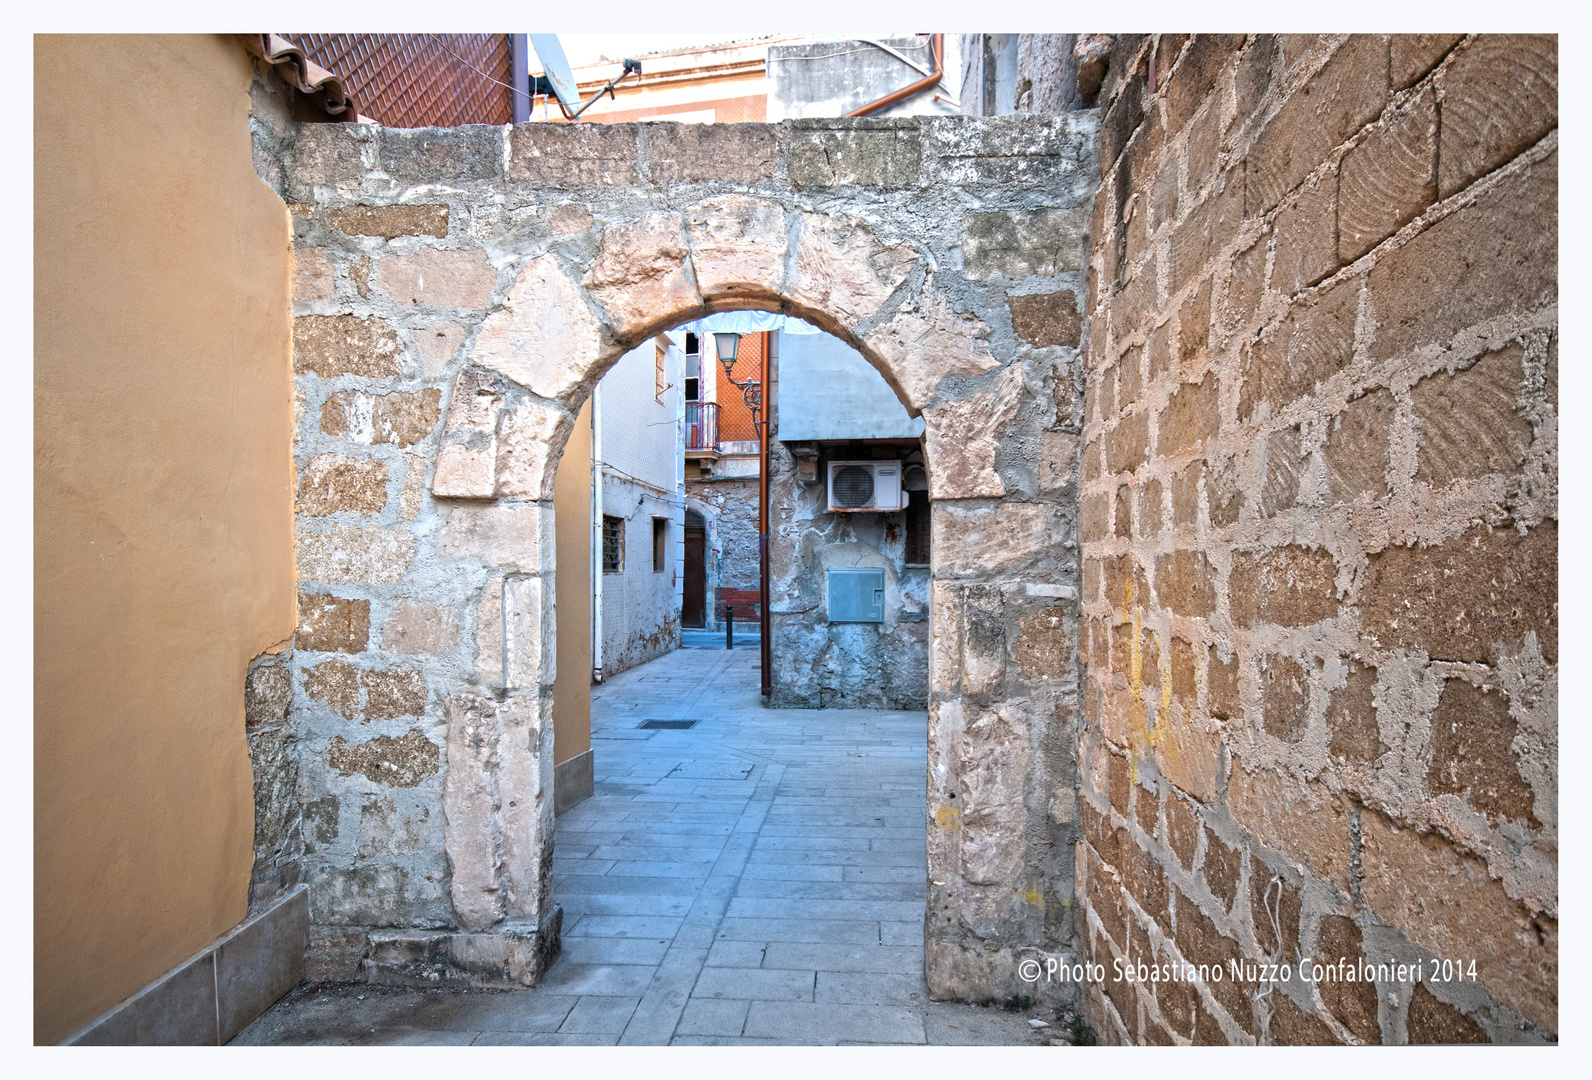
[1078, 34, 1557, 1043]
[256, 109, 1101, 999]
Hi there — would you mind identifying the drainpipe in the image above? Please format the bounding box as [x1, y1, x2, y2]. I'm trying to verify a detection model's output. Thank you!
[845, 34, 944, 117]
[759, 331, 772, 699]
[591, 382, 604, 683]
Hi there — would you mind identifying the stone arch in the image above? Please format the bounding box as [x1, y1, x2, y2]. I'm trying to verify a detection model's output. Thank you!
[277, 116, 1095, 1003]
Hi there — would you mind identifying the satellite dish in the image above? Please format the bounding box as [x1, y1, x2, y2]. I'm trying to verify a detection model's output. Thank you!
[530, 35, 580, 111]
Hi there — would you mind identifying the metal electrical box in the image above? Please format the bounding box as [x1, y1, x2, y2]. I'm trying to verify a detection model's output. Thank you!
[827, 568, 885, 623]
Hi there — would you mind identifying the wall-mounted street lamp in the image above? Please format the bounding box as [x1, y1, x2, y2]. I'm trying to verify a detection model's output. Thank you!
[714, 331, 763, 426]
[712, 328, 772, 700]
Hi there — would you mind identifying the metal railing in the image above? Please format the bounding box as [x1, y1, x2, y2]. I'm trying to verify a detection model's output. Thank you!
[685, 401, 719, 450]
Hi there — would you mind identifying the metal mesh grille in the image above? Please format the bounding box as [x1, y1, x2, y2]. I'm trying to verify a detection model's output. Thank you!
[715, 332, 764, 443]
[831, 465, 876, 508]
[602, 515, 623, 573]
[638, 719, 699, 730]
[283, 34, 514, 128]
[905, 489, 931, 565]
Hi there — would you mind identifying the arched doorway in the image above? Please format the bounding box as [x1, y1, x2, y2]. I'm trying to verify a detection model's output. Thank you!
[281, 116, 1092, 1010]
[682, 508, 707, 629]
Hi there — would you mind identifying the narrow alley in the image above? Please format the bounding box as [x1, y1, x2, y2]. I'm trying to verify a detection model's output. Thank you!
[236, 646, 1056, 1045]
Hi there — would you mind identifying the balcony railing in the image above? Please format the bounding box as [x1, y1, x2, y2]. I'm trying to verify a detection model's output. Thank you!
[685, 401, 719, 451]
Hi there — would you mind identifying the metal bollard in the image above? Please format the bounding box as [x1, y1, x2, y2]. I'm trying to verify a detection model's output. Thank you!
[726, 606, 734, 650]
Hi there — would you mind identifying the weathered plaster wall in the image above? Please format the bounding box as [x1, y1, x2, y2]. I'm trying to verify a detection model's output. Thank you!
[767, 35, 962, 121]
[597, 338, 684, 677]
[768, 443, 930, 709]
[261, 110, 1098, 1000]
[600, 474, 684, 675]
[777, 330, 925, 440]
[1078, 34, 1557, 1044]
[35, 34, 298, 1043]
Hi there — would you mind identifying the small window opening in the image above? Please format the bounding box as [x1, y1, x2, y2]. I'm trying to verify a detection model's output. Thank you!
[685, 349, 700, 401]
[602, 515, 624, 573]
[905, 489, 931, 566]
[652, 517, 668, 572]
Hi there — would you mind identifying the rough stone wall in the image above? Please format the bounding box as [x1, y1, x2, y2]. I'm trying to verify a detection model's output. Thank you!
[686, 475, 760, 626]
[767, 442, 930, 709]
[259, 108, 1099, 999]
[279, 152, 562, 986]
[1078, 34, 1557, 1044]
[245, 652, 303, 908]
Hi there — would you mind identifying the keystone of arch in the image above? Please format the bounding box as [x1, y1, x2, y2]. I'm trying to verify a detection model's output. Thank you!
[685, 194, 789, 300]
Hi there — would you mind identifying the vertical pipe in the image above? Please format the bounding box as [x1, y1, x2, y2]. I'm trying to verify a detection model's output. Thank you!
[510, 35, 530, 124]
[591, 383, 603, 683]
[759, 332, 772, 698]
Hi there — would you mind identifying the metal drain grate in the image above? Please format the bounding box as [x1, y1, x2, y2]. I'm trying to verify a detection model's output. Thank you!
[637, 719, 699, 730]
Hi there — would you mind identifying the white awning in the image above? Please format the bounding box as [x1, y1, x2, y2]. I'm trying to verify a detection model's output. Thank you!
[683, 310, 823, 336]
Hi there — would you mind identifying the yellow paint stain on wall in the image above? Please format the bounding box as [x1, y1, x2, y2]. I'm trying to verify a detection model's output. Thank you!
[936, 805, 961, 829]
[1129, 605, 1143, 699]
[1159, 635, 1173, 715]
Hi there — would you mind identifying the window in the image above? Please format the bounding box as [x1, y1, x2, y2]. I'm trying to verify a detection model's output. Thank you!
[684, 349, 700, 402]
[655, 342, 668, 401]
[602, 515, 623, 573]
[652, 517, 668, 572]
[904, 489, 931, 566]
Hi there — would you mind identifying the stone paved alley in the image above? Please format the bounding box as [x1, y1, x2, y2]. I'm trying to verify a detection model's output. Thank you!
[237, 646, 1057, 1045]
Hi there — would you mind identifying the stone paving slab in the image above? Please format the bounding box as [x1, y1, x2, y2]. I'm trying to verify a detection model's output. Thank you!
[441, 993, 578, 1032]
[559, 936, 673, 966]
[237, 647, 1058, 1047]
[559, 996, 641, 1032]
[703, 939, 769, 968]
[675, 997, 751, 1036]
[712, 916, 885, 944]
[564, 915, 685, 939]
[732, 878, 924, 901]
[536, 964, 657, 997]
[815, 971, 928, 1005]
[743, 1001, 925, 1044]
[692, 967, 816, 1002]
[761, 942, 923, 974]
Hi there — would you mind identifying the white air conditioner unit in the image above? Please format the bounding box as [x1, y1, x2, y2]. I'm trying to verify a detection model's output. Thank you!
[827, 460, 905, 512]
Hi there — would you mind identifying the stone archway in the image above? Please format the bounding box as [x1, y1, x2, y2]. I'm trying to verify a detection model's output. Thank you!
[276, 115, 1096, 1003]
[680, 498, 715, 630]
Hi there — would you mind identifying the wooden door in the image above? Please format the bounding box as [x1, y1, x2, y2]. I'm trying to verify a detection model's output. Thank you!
[682, 527, 706, 627]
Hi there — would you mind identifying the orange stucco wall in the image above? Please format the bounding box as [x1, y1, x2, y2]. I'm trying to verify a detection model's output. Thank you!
[553, 400, 593, 766]
[34, 34, 297, 1043]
